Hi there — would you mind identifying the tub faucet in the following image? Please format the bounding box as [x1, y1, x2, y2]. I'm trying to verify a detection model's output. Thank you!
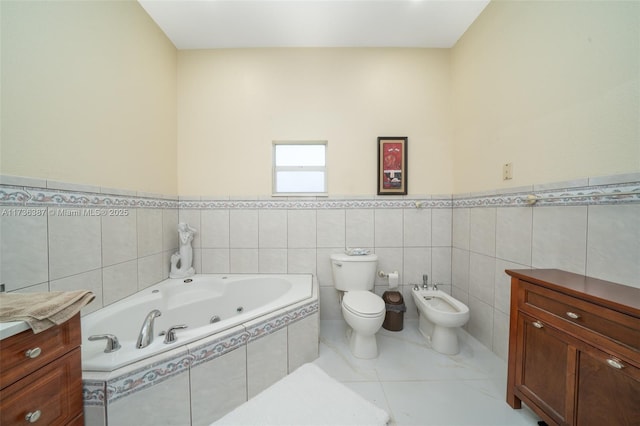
[136, 309, 162, 349]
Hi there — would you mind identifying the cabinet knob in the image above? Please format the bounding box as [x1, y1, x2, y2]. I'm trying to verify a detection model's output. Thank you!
[606, 358, 625, 369]
[24, 347, 42, 359]
[566, 311, 581, 319]
[532, 321, 544, 329]
[25, 410, 41, 423]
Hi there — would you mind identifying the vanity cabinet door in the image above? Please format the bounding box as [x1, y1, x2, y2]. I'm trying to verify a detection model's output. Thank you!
[515, 313, 573, 426]
[575, 345, 640, 426]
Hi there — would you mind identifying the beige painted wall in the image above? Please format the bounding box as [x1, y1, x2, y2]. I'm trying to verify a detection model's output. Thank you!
[177, 48, 454, 196]
[1, 0, 178, 194]
[451, 0, 640, 193]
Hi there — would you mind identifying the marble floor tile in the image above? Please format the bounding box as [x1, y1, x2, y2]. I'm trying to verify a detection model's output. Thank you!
[315, 320, 539, 426]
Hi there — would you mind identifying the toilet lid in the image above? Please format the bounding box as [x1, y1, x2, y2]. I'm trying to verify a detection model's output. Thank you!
[343, 291, 385, 316]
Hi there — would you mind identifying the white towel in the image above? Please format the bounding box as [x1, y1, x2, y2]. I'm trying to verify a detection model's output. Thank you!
[213, 363, 390, 425]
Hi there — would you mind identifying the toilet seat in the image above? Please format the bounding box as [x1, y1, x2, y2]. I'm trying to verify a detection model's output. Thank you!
[343, 291, 385, 318]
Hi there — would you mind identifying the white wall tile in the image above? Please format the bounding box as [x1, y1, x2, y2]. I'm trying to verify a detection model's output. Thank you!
[346, 209, 374, 248]
[469, 208, 496, 257]
[432, 247, 452, 285]
[319, 286, 341, 320]
[492, 310, 510, 361]
[532, 206, 587, 274]
[230, 248, 259, 273]
[162, 208, 179, 251]
[403, 208, 431, 247]
[402, 247, 430, 286]
[102, 211, 137, 267]
[137, 209, 163, 257]
[201, 209, 229, 248]
[287, 210, 316, 248]
[316, 248, 343, 287]
[259, 249, 287, 273]
[452, 208, 470, 250]
[48, 210, 102, 280]
[102, 260, 138, 306]
[0, 212, 48, 290]
[230, 210, 259, 248]
[432, 208, 452, 247]
[316, 209, 345, 248]
[247, 328, 288, 398]
[375, 209, 403, 247]
[467, 296, 493, 349]
[452, 248, 470, 293]
[190, 348, 247, 425]
[201, 248, 230, 273]
[374, 247, 403, 286]
[138, 253, 164, 289]
[50, 269, 103, 314]
[496, 207, 532, 266]
[287, 248, 317, 275]
[586, 204, 640, 288]
[107, 371, 191, 426]
[469, 253, 495, 305]
[288, 313, 319, 372]
[259, 209, 287, 248]
[494, 259, 528, 316]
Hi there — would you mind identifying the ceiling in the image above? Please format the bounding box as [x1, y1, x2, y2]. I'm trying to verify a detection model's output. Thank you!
[138, 0, 490, 49]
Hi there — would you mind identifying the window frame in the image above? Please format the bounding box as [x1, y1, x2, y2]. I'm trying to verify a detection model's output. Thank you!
[272, 140, 328, 197]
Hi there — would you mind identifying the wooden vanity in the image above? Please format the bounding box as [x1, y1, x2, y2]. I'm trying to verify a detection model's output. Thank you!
[506, 269, 640, 426]
[0, 313, 83, 425]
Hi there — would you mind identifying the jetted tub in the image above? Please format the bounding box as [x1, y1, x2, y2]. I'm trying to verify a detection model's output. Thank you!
[82, 274, 313, 372]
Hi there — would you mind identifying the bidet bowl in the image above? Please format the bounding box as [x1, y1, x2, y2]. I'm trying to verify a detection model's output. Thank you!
[412, 289, 469, 327]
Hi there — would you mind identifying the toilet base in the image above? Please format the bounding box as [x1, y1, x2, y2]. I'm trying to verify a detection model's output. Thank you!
[418, 315, 461, 355]
[346, 327, 379, 359]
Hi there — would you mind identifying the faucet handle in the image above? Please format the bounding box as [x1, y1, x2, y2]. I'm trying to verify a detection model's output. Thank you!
[89, 334, 121, 353]
[163, 324, 188, 344]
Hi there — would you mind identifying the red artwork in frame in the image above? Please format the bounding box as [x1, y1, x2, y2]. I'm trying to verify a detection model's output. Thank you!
[377, 137, 407, 195]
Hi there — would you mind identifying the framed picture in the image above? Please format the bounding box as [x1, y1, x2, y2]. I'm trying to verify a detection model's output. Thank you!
[377, 137, 408, 195]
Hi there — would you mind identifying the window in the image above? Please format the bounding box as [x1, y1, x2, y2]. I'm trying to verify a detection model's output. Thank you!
[272, 141, 327, 196]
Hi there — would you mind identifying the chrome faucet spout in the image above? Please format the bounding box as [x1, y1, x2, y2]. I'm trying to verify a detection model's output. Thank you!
[136, 309, 162, 349]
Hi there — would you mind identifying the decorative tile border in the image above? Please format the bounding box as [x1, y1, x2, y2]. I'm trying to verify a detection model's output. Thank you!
[453, 182, 640, 208]
[82, 380, 107, 407]
[106, 352, 193, 404]
[3, 177, 639, 212]
[178, 198, 452, 210]
[0, 185, 177, 209]
[189, 327, 250, 369]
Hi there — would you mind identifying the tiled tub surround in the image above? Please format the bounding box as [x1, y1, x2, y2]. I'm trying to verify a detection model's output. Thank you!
[82, 288, 319, 426]
[82, 274, 314, 371]
[2, 172, 639, 361]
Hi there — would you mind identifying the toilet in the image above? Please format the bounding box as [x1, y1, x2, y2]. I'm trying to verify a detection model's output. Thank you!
[411, 288, 470, 355]
[330, 253, 385, 359]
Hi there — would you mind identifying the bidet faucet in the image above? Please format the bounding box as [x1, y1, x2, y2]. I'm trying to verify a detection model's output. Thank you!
[422, 274, 429, 289]
[136, 309, 162, 349]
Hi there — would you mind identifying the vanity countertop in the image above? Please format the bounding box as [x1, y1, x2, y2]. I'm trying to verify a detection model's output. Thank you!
[0, 320, 30, 340]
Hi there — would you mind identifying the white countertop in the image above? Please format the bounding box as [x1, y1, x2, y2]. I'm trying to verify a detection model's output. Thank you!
[0, 320, 30, 340]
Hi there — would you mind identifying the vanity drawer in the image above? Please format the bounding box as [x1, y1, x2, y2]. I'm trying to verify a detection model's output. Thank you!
[0, 314, 81, 389]
[0, 348, 83, 426]
[521, 281, 640, 354]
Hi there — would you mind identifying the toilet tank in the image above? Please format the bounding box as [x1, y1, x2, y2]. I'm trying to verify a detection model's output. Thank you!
[330, 253, 378, 291]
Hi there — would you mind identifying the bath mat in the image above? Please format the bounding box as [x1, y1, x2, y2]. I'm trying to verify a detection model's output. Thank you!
[212, 363, 390, 425]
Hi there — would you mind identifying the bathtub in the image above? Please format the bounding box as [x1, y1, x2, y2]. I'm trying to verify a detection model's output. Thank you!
[82, 274, 313, 372]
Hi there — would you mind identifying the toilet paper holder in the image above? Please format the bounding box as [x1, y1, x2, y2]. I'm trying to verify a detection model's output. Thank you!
[377, 270, 398, 279]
